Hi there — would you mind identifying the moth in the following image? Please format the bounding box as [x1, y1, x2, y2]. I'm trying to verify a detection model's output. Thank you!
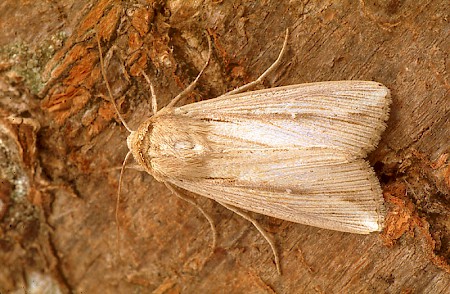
[97, 29, 390, 272]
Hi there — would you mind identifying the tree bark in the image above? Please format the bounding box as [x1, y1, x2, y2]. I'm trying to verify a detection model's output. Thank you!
[0, 0, 449, 293]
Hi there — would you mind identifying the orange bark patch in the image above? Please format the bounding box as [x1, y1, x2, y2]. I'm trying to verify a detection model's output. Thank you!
[128, 31, 144, 53]
[77, 0, 115, 39]
[382, 183, 417, 246]
[129, 52, 148, 77]
[97, 4, 122, 42]
[131, 6, 153, 37]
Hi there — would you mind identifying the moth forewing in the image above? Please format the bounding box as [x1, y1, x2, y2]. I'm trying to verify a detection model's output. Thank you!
[166, 148, 385, 234]
[130, 81, 390, 234]
[176, 81, 390, 157]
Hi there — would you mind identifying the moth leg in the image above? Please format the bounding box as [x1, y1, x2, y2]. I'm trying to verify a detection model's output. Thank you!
[95, 164, 145, 174]
[216, 201, 281, 274]
[124, 164, 145, 171]
[164, 182, 217, 251]
[221, 28, 289, 97]
[165, 32, 213, 108]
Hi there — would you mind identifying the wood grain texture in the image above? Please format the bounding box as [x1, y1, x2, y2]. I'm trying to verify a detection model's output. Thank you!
[0, 0, 449, 293]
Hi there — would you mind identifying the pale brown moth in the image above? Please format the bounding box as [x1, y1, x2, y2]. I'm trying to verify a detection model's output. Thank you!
[96, 29, 390, 273]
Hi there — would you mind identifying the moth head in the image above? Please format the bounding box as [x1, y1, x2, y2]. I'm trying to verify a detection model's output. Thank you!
[126, 118, 154, 174]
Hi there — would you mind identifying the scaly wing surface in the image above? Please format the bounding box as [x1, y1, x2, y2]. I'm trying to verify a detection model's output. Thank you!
[168, 148, 384, 233]
[176, 81, 390, 157]
[165, 81, 390, 233]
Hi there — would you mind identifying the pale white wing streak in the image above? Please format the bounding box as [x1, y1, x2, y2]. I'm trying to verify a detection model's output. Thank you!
[169, 81, 390, 233]
[177, 81, 390, 156]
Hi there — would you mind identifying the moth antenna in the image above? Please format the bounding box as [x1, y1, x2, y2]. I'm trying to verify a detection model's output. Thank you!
[140, 71, 158, 115]
[96, 34, 133, 133]
[92, 164, 144, 174]
[222, 28, 289, 97]
[116, 151, 132, 258]
[166, 31, 213, 108]
[164, 182, 217, 251]
[217, 201, 281, 275]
